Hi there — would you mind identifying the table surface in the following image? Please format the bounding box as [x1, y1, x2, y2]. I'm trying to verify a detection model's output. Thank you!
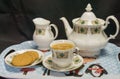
[0, 41, 120, 79]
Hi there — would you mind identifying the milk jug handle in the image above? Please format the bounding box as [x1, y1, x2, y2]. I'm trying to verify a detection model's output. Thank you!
[104, 16, 119, 41]
[50, 24, 58, 39]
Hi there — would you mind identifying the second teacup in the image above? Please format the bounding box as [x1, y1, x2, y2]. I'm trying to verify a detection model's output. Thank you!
[50, 40, 75, 68]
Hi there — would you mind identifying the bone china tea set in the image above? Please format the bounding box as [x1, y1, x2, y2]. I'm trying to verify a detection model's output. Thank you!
[33, 3, 119, 59]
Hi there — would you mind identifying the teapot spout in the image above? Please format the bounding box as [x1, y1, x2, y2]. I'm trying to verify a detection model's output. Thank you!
[60, 17, 73, 37]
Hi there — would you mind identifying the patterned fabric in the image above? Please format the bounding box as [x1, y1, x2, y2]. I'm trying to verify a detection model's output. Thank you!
[0, 41, 120, 79]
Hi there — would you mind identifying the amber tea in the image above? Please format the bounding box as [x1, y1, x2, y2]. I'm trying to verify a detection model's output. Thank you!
[51, 43, 74, 50]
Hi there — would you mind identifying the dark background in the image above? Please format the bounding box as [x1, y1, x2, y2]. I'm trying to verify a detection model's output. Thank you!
[0, 0, 120, 78]
[0, 0, 120, 52]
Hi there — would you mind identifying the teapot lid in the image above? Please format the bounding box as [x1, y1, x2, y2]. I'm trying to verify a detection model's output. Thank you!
[75, 3, 105, 26]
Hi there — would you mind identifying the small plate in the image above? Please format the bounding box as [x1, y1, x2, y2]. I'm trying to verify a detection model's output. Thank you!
[42, 54, 83, 72]
[4, 49, 44, 68]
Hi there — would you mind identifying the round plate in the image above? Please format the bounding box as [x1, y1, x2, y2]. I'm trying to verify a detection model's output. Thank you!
[4, 49, 44, 68]
[42, 54, 83, 72]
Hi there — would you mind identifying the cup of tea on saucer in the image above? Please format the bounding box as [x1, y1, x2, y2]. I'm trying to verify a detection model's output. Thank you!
[50, 39, 76, 68]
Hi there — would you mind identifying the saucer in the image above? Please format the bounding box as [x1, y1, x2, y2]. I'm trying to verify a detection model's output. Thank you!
[42, 54, 83, 72]
[4, 49, 44, 68]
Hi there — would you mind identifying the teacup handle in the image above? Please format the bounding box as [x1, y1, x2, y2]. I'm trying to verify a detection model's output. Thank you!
[74, 47, 80, 54]
[50, 24, 58, 39]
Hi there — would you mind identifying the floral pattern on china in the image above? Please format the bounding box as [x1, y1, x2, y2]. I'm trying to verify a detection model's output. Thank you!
[33, 18, 58, 50]
[60, 3, 119, 57]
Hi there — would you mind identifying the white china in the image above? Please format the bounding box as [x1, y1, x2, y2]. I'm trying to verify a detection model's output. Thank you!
[4, 49, 44, 68]
[33, 18, 58, 50]
[60, 3, 119, 57]
[42, 54, 83, 72]
[50, 40, 75, 67]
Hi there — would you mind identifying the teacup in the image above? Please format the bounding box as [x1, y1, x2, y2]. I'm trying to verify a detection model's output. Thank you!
[50, 40, 75, 68]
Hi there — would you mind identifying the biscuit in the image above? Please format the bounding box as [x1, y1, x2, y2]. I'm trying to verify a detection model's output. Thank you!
[11, 51, 39, 67]
[11, 53, 33, 66]
[24, 51, 39, 62]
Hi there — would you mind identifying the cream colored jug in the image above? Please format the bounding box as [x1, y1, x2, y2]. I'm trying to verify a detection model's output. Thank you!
[33, 18, 58, 50]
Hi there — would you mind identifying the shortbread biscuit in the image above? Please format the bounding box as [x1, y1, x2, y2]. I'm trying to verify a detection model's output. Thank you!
[11, 53, 33, 66]
[24, 51, 39, 62]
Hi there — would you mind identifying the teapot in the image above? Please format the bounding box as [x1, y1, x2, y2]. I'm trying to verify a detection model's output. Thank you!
[33, 18, 58, 51]
[60, 4, 119, 57]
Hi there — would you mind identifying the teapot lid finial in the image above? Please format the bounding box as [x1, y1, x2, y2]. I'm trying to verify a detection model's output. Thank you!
[75, 3, 105, 26]
[85, 3, 92, 12]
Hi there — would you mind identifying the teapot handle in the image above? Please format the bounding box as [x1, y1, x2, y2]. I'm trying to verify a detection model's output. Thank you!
[50, 24, 58, 39]
[104, 15, 119, 41]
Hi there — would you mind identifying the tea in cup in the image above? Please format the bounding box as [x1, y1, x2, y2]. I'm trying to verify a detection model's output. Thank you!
[50, 40, 75, 68]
